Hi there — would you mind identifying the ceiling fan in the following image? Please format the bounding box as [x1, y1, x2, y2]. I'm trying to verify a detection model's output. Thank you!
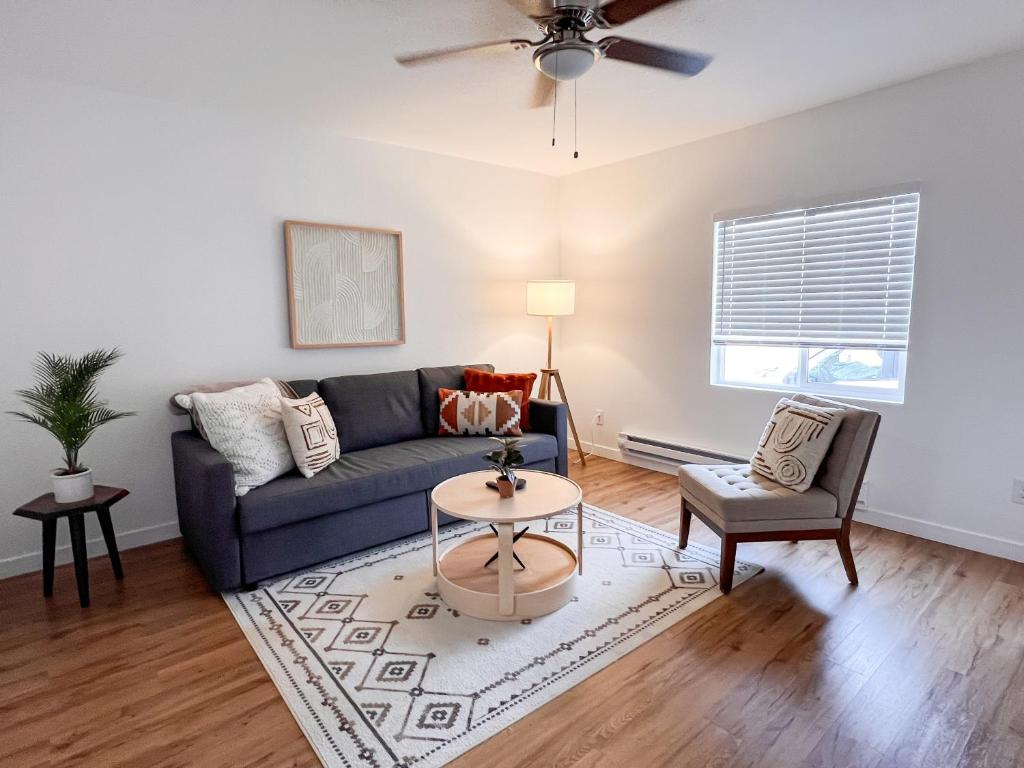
[395, 0, 713, 109]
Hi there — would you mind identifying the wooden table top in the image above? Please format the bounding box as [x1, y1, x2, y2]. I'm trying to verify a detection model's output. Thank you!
[431, 470, 581, 523]
[13, 486, 130, 521]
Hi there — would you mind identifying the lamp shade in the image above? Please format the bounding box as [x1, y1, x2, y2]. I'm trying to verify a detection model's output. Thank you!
[527, 280, 575, 316]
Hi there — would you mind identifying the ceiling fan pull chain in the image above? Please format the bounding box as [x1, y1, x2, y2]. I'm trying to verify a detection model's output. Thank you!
[551, 52, 559, 147]
[573, 79, 579, 159]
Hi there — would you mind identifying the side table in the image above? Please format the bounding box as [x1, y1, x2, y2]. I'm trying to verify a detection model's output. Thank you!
[13, 486, 129, 608]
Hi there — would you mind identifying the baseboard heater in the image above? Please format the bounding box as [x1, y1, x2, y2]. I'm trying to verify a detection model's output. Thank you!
[617, 433, 746, 467]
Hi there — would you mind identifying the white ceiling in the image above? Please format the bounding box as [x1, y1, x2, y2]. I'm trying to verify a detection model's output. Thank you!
[2, 0, 1023, 176]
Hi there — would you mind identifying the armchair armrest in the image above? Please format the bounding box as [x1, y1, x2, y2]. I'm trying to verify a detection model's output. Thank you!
[527, 398, 568, 476]
[171, 430, 242, 591]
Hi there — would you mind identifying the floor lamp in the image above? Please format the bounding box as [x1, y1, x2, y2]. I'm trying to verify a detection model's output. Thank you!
[527, 280, 587, 466]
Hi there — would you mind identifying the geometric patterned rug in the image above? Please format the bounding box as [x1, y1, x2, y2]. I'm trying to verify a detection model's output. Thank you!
[224, 504, 761, 767]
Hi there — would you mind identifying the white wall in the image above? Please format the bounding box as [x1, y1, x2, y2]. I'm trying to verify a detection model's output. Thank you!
[0, 74, 560, 577]
[559, 50, 1024, 562]
[4, 48, 1023, 580]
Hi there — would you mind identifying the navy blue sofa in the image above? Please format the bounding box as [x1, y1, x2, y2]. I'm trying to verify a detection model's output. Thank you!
[171, 364, 568, 591]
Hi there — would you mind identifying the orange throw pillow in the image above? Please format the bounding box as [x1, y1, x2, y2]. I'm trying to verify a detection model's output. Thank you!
[464, 368, 538, 431]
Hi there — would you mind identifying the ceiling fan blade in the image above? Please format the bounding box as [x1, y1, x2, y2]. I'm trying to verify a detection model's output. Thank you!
[530, 72, 556, 108]
[598, 0, 683, 26]
[396, 39, 533, 67]
[600, 36, 711, 75]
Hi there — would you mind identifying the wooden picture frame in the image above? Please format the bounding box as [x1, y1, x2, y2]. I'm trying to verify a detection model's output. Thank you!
[284, 220, 406, 349]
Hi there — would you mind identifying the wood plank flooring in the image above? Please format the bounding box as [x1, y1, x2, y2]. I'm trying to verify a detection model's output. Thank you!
[2, 455, 1022, 767]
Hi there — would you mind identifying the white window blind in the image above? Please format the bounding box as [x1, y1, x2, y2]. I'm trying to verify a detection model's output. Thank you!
[712, 192, 919, 350]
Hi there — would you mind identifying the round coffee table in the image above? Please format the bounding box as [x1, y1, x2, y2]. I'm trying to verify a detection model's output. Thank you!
[431, 470, 584, 621]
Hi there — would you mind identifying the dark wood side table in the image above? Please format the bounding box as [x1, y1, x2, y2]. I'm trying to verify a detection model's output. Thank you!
[13, 486, 129, 608]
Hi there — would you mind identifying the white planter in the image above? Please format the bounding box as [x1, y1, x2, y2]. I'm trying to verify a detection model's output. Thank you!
[52, 468, 94, 503]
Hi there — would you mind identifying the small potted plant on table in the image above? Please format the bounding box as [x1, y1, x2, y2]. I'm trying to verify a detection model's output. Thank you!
[8, 348, 134, 503]
[485, 437, 525, 499]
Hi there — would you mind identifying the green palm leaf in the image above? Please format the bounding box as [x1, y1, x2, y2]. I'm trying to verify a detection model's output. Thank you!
[7, 348, 134, 473]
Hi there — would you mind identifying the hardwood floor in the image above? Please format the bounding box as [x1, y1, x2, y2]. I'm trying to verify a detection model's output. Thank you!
[2, 455, 1022, 767]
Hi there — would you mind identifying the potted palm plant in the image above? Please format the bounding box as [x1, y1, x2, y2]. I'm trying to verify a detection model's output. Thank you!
[8, 348, 134, 503]
[484, 437, 525, 499]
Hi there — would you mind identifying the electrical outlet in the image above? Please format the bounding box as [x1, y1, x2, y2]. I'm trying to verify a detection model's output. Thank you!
[1012, 479, 1024, 505]
[593, 409, 604, 427]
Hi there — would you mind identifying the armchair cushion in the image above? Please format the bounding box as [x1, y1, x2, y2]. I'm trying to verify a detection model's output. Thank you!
[679, 463, 837, 523]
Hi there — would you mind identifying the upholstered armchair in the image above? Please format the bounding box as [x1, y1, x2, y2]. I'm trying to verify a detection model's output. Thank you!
[678, 394, 881, 593]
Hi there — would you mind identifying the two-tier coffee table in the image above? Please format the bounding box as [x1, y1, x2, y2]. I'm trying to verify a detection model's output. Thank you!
[430, 470, 583, 621]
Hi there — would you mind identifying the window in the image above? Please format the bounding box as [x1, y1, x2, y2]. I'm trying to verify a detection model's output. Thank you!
[710, 191, 919, 403]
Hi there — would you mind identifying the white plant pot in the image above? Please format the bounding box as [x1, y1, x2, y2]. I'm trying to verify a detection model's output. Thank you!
[52, 468, 94, 503]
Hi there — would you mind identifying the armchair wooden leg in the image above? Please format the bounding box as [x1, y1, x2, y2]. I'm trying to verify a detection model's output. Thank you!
[837, 529, 859, 586]
[719, 535, 737, 594]
[678, 500, 692, 549]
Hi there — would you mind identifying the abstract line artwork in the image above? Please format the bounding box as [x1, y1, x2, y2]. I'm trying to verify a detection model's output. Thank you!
[285, 221, 405, 348]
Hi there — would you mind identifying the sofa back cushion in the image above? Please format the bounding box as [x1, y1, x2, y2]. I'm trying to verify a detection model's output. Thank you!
[287, 379, 319, 399]
[319, 370, 423, 452]
[416, 364, 493, 435]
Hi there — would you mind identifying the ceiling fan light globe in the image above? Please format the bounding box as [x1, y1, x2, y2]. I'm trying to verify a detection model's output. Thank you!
[533, 43, 599, 81]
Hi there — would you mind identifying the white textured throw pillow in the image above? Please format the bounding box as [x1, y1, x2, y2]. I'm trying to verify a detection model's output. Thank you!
[280, 393, 340, 478]
[189, 378, 295, 496]
[751, 398, 845, 492]
[173, 379, 295, 441]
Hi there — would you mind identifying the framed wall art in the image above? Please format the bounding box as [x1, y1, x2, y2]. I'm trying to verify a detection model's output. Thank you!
[284, 220, 406, 349]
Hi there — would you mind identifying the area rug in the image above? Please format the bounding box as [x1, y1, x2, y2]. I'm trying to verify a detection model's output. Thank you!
[224, 504, 761, 768]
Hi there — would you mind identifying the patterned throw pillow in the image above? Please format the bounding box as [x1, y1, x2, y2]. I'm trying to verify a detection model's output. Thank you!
[189, 378, 295, 496]
[751, 398, 845, 492]
[280, 393, 340, 478]
[438, 389, 523, 436]
[463, 369, 537, 430]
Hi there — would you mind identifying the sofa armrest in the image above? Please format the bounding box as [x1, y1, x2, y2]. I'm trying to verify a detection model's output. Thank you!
[527, 399, 568, 476]
[171, 430, 242, 591]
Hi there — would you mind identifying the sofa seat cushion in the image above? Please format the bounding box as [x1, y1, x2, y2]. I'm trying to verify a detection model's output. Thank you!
[238, 433, 558, 534]
[678, 463, 837, 523]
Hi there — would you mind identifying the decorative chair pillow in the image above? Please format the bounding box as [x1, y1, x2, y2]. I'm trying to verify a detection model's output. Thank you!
[438, 389, 523, 436]
[463, 369, 537, 430]
[751, 398, 846, 492]
[189, 378, 295, 496]
[280, 392, 340, 478]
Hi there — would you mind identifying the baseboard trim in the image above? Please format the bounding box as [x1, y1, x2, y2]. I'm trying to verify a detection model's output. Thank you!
[0, 520, 181, 579]
[855, 507, 1024, 563]
[578, 440, 1024, 564]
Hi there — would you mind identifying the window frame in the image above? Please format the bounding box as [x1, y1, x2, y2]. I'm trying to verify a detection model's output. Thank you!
[709, 344, 907, 404]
